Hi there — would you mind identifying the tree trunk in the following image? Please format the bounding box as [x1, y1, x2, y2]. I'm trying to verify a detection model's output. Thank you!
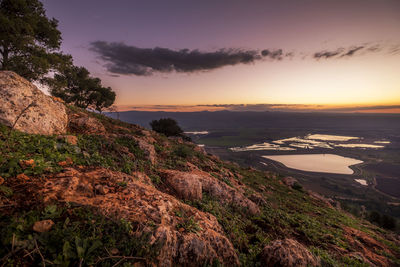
[0, 46, 9, 70]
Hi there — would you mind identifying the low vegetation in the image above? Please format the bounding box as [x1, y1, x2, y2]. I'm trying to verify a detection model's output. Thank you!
[1, 107, 399, 266]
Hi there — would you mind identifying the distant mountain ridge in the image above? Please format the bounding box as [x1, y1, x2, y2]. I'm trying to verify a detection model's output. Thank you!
[107, 110, 400, 132]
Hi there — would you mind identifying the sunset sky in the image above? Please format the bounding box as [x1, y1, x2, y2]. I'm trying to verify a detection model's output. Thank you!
[42, 0, 400, 112]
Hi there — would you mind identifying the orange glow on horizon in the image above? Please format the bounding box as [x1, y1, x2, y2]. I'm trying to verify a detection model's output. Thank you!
[114, 103, 400, 113]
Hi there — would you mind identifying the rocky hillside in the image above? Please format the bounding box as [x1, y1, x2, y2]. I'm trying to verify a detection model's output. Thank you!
[0, 71, 399, 266]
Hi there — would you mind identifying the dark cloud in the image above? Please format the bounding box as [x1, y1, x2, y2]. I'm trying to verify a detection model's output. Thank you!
[389, 44, 400, 55]
[91, 41, 400, 76]
[313, 49, 344, 59]
[261, 49, 284, 60]
[90, 41, 272, 76]
[341, 46, 364, 57]
[313, 44, 389, 59]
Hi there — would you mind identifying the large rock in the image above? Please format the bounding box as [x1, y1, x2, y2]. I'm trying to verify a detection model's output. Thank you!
[68, 113, 106, 134]
[343, 226, 392, 266]
[38, 167, 239, 266]
[261, 239, 320, 267]
[133, 136, 157, 164]
[0, 71, 67, 135]
[163, 171, 203, 200]
[161, 169, 259, 214]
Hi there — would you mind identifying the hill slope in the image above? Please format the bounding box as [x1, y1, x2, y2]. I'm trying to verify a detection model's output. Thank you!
[0, 72, 399, 266]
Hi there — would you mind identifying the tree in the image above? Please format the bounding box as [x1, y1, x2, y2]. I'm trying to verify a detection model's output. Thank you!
[90, 86, 116, 113]
[0, 0, 69, 81]
[150, 118, 184, 137]
[48, 65, 116, 112]
[381, 215, 396, 230]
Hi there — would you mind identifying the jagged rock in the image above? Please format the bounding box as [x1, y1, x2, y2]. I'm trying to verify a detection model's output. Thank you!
[281, 176, 298, 187]
[308, 191, 334, 208]
[161, 170, 259, 215]
[132, 171, 153, 185]
[33, 219, 54, 233]
[163, 171, 203, 200]
[261, 239, 320, 267]
[133, 137, 157, 164]
[249, 192, 267, 206]
[0, 71, 68, 135]
[38, 167, 239, 266]
[68, 114, 106, 134]
[343, 226, 392, 266]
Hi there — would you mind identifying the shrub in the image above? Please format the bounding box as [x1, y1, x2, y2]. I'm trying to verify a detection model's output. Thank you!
[172, 145, 193, 158]
[150, 118, 183, 137]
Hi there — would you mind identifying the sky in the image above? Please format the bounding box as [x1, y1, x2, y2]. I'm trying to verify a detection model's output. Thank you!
[41, 0, 400, 112]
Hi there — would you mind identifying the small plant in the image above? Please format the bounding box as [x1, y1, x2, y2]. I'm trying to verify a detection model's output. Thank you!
[176, 216, 202, 233]
[149, 174, 162, 185]
[292, 182, 304, 192]
[173, 145, 193, 159]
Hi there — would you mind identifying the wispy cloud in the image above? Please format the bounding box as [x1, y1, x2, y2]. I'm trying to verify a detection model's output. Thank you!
[90, 42, 291, 76]
[313, 44, 387, 59]
[91, 41, 400, 76]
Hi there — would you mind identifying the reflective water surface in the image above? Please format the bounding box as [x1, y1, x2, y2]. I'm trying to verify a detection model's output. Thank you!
[262, 154, 363, 174]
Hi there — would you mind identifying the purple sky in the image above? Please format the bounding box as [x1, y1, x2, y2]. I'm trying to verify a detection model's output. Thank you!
[42, 0, 400, 111]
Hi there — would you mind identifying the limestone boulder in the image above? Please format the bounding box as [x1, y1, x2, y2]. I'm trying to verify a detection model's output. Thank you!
[68, 113, 106, 134]
[261, 239, 320, 267]
[0, 71, 67, 135]
[38, 167, 239, 266]
[163, 170, 203, 200]
[161, 169, 259, 215]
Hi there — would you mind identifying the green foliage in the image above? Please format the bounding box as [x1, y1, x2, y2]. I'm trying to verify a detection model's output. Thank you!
[0, 124, 78, 178]
[48, 65, 116, 112]
[310, 247, 338, 267]
[0, 0, 70, 81]
[0, 205, 158, 266]
[0, 185, 13, 197]
[149, 174, 162, 185]
[173, 144, 194, 158]
[367, 210, 397, 230]
[292, 182, 304, 192]
[0, 123, 150, 178]
[176, 216, 202, 233]
[150, 118, 183, 137]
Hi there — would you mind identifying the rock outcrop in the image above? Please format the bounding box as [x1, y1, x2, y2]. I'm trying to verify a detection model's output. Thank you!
[161, 169, 260, 214]
[0, 71, 68, 135]
[343, 226, 393, 266]
[261, 239, 320, 267]
[68, 112, 106, 134]
[133, 136, 157, 164]
[163, 171, 203, 200]
[38, 167, 239, 266]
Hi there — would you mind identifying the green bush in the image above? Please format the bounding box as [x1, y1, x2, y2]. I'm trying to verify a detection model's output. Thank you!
[172, 145, 194, 158]
[150, 118, 183, 137]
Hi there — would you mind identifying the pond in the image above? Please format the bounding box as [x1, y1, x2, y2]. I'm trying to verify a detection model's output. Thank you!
[262, 154, 363, 174]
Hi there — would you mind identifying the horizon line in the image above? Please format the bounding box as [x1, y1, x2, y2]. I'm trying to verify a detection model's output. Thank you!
[112, 103, 400, 113]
